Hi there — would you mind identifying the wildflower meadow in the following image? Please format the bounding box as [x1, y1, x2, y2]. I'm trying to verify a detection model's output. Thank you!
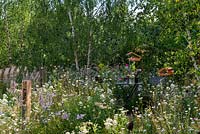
[0, 67, 199, 134]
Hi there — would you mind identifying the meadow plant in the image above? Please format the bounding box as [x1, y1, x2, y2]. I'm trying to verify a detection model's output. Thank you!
[130, 83, 200, 134]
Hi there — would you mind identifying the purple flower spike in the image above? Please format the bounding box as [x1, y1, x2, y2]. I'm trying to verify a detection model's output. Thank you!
[76, 114, 86, 119]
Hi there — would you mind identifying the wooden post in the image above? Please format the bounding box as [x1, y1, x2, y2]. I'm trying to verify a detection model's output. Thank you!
[39, 67, 47, 87]
[22, 80, 32, 122]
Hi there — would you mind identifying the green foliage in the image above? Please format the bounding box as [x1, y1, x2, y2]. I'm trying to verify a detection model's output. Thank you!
[0, 0, 199, 83]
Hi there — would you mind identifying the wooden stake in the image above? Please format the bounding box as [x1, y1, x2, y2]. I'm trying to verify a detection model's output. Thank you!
[22, 80, 32, 121]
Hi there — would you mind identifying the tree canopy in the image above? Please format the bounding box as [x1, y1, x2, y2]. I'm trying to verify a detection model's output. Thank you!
[0, 0, 199, 82]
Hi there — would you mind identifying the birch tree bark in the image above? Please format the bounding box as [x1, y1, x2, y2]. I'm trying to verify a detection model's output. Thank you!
[68, 10, 79, 71]
[186, 30, 199, 81]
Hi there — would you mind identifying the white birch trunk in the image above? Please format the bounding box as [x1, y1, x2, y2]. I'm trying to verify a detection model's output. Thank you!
[68, 10, 79, 71]
[186, 30, 199, 81]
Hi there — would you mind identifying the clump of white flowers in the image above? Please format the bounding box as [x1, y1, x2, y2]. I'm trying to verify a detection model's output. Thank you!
[104, 110, 129, 134]
[104, 118, 118, 129]
[0, 94, 21, 133]
[78, 121, 98, 134]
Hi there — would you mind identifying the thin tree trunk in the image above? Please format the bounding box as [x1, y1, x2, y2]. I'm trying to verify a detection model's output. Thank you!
[87, 29, 92, 69]
[86, 29, 92, 77]
[68, 10, 79, 71]
[186, 30, 199, 81]
[74, 50, 79, 71]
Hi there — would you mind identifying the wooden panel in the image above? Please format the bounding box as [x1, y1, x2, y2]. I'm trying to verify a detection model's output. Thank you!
[9, 66, 17, 79]
[34, 71, 40, 82]
[0, 69, 3, 80]
[3, 68, 11, 81]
